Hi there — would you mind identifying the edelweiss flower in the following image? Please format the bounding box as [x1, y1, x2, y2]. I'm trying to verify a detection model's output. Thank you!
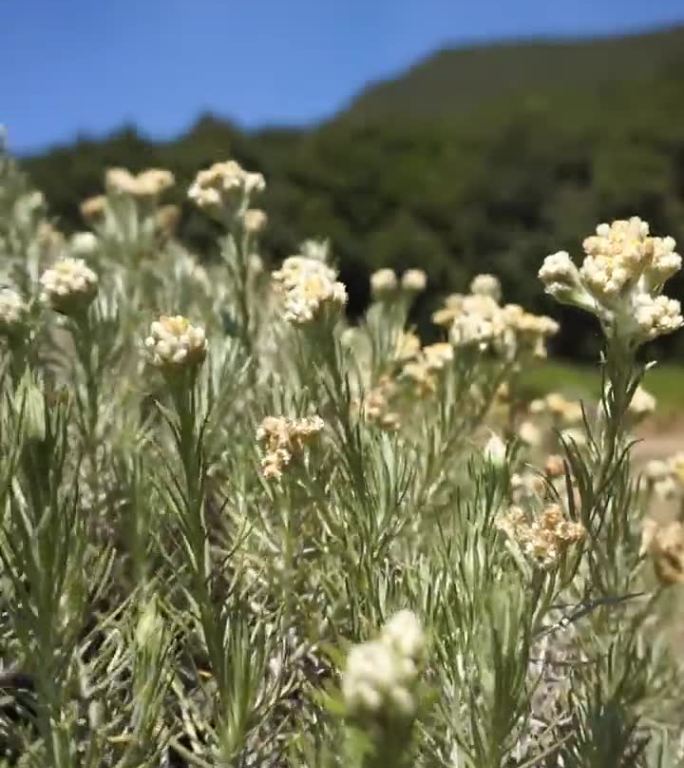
[188, 160, 265, 216]
[641, 518, 684, 585]
[106, 167, 174, 198]
[80, 195, 107, 222]
[401, 269, 427, 293]
[272, 255, 347, 325]
[40, 257, 98, 315]
[496, 504, 585, 567]
[256, 415, 324, 480]
[470, 273, 502, 301]
[628, 385, 656, 420]
[342, 611, 425, 722]
[540, 218, 683, 344]
[70, 231, 99, 257]
[145, 315, 207, 372]
[370, 268, 399, 298]
[0, 288, 28, 336]
[241, 208, 268, 234]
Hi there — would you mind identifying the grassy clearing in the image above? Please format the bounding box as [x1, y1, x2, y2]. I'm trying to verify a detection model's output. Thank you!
[521, 360, 684, 419]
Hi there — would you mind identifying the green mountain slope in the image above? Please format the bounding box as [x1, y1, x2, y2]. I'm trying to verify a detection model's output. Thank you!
[17, 25, 684, 360]
[342, 25, 684, 122]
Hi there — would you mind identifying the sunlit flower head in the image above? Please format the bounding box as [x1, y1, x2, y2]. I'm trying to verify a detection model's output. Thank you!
[39, 257, 98, 315]
[370, 268, 399, 299]
[188, 160, 264, 217]
[470, 273, 502, 301]
[540, 218, 683, 345]
[272, 255, 347, 325]
[256, 415, 324, 480]
[342, 611, 425, 722]
[145, 315, 207, 373]
[0, 287, 28, 337]
[401, 269, 427, 293]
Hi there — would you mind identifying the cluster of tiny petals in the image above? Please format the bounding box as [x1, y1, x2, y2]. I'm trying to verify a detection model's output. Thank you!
[0, 288, 28, 334]
[272, 255, 347, 325]
[342, 610, 425, 721]
[106, 167, 175, 197]
[369, 267, 427, 297]
[188, 160, 265, 212]
[39, 257, 98, 314]
[641, 518, 684, 585]
[628, 385, 656, 419]
[144, 315, 207, 371]
[241, 208, 268, 234]
[530, 393, 583, 425]
[631, 294, 683, 341]
[540, 217, 683, 343]
[433, 291, 557, 358]
[80, 194, 107, 222]
[401, 269, 427, 292]
[470, 273, 502, 301]
[359, 376, 401, 431]
[496, 504, 585, 567]
[256, 415, 324, 480]
[370, 268, 399, 298]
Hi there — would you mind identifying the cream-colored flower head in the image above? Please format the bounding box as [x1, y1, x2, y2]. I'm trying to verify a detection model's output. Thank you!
[496, 503, 585, 567]
[370, 268, 399, 298]
[401, 269, 427, 293]
[272, 255, 347, 325]
[145, 315, 207, 372]
[641, 518, 684, 585]
[40, 257, 98, 315]
[106, 167, 174, 198]
[484, 433, 507, 466]
[256, 415, 324, 480]
[241, 208, 268, 234]
[628, 385, 656, 420]
[342, 610, 425, 722]
[0, 288, 28, 336]
[518, 420, 541, 447]
[188, 160, 265, 216]
[540, 218, 683, 344]
[70, 231, 99, 257]
[80, 195, 107, 222]
[470, 273, 502, 301]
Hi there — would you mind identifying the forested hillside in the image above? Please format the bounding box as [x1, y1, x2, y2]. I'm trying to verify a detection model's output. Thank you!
[19, 25, 684, 358]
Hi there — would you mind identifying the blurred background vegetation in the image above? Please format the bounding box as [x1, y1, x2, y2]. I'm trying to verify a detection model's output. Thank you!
[18, 25, 684, 361]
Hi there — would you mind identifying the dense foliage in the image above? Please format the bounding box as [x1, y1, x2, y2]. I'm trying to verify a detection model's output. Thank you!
[2, 139, 684, 767]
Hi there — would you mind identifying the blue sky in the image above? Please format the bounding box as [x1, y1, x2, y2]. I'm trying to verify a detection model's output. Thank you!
[2, 0, 684, 155]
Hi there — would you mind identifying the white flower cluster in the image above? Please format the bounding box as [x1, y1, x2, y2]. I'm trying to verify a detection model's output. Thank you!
[369, 267, 427, 299]
[342, 610, 425, 721]
[145, 315, 207, 372]
[188, 160, 265, 215]
[106, 167, 175, 198]
[256, 415, 324, 480]
[641, 518, 684, 585]
[0, 287, 28, 335]
[496, 504, 585, 567]
[241, 208, 268, 234]
[432, 292, 558, 359]
[70, 231, 99, 257]
[272, 255, 347, 325]
[628, 385, 656, 420]
[643, 454, 684, 502]
[39, 257, 98, 315]
[539, 217, 682, 344]
[470, 272, 502, 301]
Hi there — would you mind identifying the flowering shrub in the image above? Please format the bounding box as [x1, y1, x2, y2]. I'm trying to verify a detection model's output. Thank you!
[0, 136, 683, 768]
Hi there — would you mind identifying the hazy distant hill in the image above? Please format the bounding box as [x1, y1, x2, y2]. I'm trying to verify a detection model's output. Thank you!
[19, 25, 684, 360]
[342, 25, 684, 122]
